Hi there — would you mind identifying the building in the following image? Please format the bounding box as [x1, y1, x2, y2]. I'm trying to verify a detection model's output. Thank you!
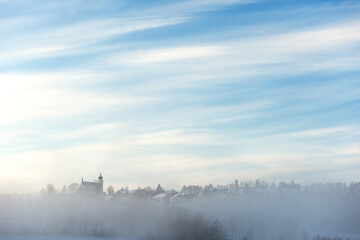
[79, 173, 104, 195]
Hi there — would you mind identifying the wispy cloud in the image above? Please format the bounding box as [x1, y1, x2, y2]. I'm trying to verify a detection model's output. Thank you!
[104, 21, 360, 79]
[1, 0, 359, 192]
[121, 46, 224, 64]
[333, 143, 360, 156]
[129, 129, 218, 146]
[146, 0, 258, 16]
[51, 122, 127, 141]
[275, 126, 357, 138]
[0, 16, 188, 66]
[0, 77, 156, 125]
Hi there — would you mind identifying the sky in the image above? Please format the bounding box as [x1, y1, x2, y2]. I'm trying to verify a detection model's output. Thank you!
[0, 0, 359, 193]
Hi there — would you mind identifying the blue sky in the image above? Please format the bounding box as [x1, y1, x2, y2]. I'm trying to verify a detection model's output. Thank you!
[0, 0, 359, 193]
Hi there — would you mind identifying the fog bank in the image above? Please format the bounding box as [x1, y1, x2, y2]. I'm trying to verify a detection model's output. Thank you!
[0, 191, 359, 240]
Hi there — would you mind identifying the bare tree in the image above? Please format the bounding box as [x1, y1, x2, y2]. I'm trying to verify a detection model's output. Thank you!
[45, 184, 56, 194]
[156, 184, 164, 194]
[61, 185, 68, 194]
[68, 183, 79, 193]
[107, 185, 115, 195]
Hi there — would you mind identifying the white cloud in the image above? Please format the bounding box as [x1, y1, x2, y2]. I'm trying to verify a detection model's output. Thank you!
[128, 129, 217, 145]
[51, 122, 127, 141]
[0, 16, 188, 66]
[21, 46, 69, 55]
[227, 22, 360, 65]
[0, 73, 156, 125]
[104, 21, 360, 75]
[333, 144, 360, 155]
[243, 23, 360, 57]
[0, 88, 116, 125]
[42, 17, 186, 46]
[147, 0, 258, 15]
[116, 46, 224, 64]
[277, 126, 356, 138]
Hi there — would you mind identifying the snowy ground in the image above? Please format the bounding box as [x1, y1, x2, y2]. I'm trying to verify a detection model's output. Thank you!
[0, 236, 136, 240]
[1, 194, 359, 240]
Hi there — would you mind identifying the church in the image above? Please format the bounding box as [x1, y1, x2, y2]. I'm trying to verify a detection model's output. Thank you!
[78, 173, 104, 195]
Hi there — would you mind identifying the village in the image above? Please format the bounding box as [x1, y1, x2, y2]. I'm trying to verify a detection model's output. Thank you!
[41, 173, 360, 202]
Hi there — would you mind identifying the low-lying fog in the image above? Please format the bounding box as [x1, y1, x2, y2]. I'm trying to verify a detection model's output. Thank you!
[0, 191, 359, 240]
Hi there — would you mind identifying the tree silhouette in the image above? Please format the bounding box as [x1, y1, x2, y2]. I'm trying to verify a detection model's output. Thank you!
[68, 183, 79, 193]
[156, 184, 164, 194]
[45, 184, 56, 194]
[107, 185, 115, 195]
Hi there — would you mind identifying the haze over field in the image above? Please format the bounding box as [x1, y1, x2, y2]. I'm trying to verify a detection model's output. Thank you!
[1, 186, 360, 240]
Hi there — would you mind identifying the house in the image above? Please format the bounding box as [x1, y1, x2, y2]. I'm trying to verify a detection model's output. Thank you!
[152, 193, 169, 201]
[170, 192, 190, 201]
[78, 173, 104, 195]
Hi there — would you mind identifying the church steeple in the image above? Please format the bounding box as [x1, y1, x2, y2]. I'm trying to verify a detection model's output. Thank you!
[98, 173, 104, 194]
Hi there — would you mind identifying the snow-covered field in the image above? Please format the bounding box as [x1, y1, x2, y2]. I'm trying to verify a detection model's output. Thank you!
[1, 193, 359, 240]
[0, 236, 131, 240]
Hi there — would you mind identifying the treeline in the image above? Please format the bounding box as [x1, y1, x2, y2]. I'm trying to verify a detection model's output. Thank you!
[40, 180, 360, 199]
[40, 182, 80, 194]
[311, 236, 359, 240]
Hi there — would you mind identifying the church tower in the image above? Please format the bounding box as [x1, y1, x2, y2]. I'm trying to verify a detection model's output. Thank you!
[98, 173, 103, 194]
